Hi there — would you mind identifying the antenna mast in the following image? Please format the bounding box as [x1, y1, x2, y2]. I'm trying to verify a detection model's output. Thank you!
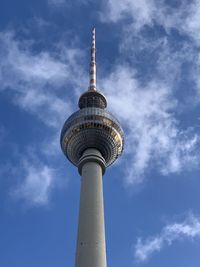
[89, 27, 97, 90]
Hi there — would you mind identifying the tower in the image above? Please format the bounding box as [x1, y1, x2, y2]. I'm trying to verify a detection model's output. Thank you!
[60, 28, 124, 267]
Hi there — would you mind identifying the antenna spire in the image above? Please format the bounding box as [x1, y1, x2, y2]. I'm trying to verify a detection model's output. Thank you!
[89, 27, 97, 91]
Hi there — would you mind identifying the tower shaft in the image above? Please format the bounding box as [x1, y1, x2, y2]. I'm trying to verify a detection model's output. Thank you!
[75, 149, 107, 267]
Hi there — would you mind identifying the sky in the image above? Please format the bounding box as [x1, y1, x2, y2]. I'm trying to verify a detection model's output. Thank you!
[1, 0, 200, 266]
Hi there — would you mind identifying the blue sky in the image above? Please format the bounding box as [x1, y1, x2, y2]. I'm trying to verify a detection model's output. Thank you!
[1, 0, 200, 266]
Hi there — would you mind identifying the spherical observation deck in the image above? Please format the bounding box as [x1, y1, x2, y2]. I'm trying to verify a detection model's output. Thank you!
[60, 91, 124, 167]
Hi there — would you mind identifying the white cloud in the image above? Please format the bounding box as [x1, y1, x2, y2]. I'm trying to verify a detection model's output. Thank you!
[42, 131, 61, 156]
[105, 1, 200, 101]
[101, 0, 200, 44]
[101, 65, 199, 184]
[13, 160, 55, 206]
[101, 0, 156, 29]
[0, 31, 86, 128]
[134, 213, 200, 262]
[99, 0, 200, 186]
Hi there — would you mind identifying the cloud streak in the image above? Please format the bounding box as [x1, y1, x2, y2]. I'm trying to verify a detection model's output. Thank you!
[98, 0, 200, 185]
[102, 0, 200, 44]
[0, 31, 86, 128]
[12, 160, 55, 206]
[134, 213, 200, 262]
[101, 66, 199, 184]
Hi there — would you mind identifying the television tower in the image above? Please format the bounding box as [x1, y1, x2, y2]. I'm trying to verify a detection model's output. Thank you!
[60, 28, 124, 267]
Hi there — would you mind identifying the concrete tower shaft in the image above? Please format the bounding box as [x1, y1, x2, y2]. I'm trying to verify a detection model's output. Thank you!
[75, 149, 106, 267]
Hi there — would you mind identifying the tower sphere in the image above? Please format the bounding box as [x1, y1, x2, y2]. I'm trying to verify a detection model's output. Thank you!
[60, 28, 124, 168]
[60, 102, 124, 167]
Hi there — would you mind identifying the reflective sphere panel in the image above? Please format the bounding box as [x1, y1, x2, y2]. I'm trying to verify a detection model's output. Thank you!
[60, 107, 124, 167]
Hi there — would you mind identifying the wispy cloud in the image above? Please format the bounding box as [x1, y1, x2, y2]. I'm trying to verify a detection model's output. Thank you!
[101, 0, 156, 29]
[97, 0, 200, 185]
[101, 0, 200, 44]
[0, 31, 86, 128]
[134, 213, 200, 262]
[12, 160, 55, 206]
[101, 66, 199, 185]
[100, 0, 200, 105]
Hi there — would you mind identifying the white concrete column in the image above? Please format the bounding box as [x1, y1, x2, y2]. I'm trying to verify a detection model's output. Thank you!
[75, 148, 107, 267]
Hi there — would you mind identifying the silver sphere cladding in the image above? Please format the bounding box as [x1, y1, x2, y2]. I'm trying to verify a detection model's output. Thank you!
[60, 107, 124, 167]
